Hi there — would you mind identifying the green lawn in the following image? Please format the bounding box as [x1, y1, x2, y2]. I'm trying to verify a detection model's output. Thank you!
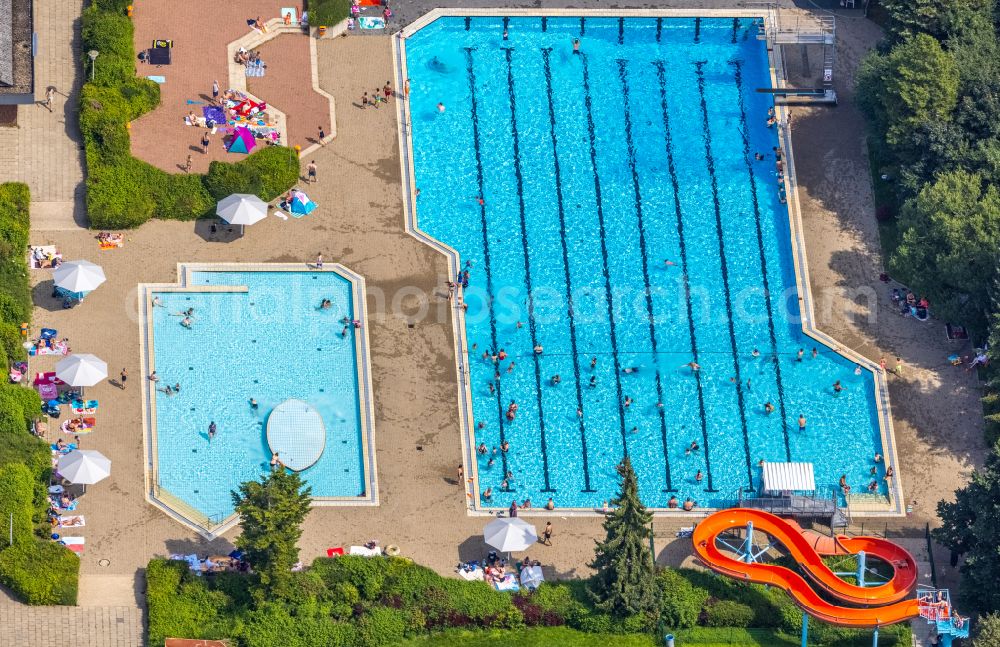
[392, 626, 802, 647]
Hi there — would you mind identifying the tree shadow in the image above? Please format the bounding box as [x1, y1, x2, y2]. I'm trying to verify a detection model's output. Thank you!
[193, 218, 242, 243]
[66, 15, 89, 228]
[164, 536, 237, 559]
[31, 279, 72, 313]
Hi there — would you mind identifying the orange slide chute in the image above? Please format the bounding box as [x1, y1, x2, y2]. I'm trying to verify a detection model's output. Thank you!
[692, 509, 920, 628]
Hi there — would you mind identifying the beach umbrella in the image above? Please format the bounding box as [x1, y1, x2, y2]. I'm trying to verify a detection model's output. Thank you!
[54, 260, 106, 295]
[484, 517, 537, 553]
[57, 450, 111, 492]
[55, 353, 107, 397]
[56, 354, 107, 387]
[216, 193, 267, 234]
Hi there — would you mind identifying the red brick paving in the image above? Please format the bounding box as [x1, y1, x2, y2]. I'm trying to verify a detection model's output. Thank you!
[248, 33, 330, 151]
[129, 1, 324, 174]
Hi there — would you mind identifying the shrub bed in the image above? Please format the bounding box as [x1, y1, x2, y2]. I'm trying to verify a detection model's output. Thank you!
[80, 5, 299, 229]
[146, 557, 911, 647]
[306, 0, 352, 26]
[0, 540, 79, 605]
[0, 463, 35, 543]
[0, 184, 77, 605]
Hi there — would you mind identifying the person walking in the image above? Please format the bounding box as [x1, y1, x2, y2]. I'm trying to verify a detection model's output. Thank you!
[201, 131, 210, 153]
[542, 522, 553, 546]
[361, 92, 369, 109]
[44, 87, 55, 112]
[211, 79, 220, 103]
[317, 125, 326, 143]
[184, 154, 193, 173]
[307, 160, 317, 183]
[315, 253, 323, 269]
[119, 368, 127, 390]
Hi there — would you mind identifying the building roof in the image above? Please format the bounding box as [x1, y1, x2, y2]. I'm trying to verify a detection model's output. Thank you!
[0, 0, 34, 103]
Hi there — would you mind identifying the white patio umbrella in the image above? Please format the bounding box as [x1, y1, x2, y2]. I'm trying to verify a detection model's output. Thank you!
[55, 353, 107, 397]
[57, 450, 111, 493]
[216, 193, 267, 234]
[484, 517, 538, 553]
[53, 260, 106, 295]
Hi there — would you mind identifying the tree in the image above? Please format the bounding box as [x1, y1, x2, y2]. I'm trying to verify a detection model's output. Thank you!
[880, 0, 992, 42]
[232, 469, 312, 601]
[933, 440, 1000, 616]
[891, 170, 1000, 334]
[974, 613, 1000, 647]
[587, 457, 659, 619]
[874, 34, 960, 148]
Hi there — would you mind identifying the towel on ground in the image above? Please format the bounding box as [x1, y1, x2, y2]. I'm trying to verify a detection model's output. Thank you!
[359, 17, 385, 29]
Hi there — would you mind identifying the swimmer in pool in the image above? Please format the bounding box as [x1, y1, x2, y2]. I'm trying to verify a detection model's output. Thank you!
[250, 398, 259, 410]
[180, 317, 192, 328]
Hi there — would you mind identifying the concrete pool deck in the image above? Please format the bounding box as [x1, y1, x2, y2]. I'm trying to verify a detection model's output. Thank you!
[12, 3, 983, 619]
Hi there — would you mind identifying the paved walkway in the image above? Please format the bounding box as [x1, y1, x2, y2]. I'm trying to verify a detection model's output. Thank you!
[0, 583, 144, 647]
[0, 0, 86, 229]
[248, 33, 331, 151]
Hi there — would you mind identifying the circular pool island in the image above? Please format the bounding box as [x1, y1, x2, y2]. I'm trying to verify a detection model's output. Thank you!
[266, 399, 326, 472]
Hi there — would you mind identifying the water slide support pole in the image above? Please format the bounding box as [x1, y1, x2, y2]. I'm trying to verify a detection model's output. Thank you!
[743, 521, 754, 563]
[801, 613, 808, 647]
[872, 626, 878, 647]
[857, 551, 866, 587]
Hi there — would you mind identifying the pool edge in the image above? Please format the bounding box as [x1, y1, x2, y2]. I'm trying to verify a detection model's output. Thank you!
[137, 262, 380, 540]
[393, 10, 904, 519]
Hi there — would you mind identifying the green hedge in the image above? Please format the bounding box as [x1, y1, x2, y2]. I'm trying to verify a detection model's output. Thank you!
[0, 463, 35, 544]
[393, 627, 662, 647]
[146, 559, 236, 646]
[0, 540, 79, 605]
[306, 0, 352, 26]
[203, 146, 300, 202]
[80, 6, 299, 229]
[0, 184, 77, 605]
[0, 184, 31, 319]
[702, 600, 754, 628]
[146, 558, 912, 647]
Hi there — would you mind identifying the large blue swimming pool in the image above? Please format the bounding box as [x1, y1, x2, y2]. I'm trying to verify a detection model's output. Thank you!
[404, 17, 887, 510]
[150, 270, 368, 523]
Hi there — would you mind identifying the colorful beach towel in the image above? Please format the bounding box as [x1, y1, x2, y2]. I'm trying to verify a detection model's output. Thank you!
[359, 16, 385, 30]
[202, 105, 225, 125]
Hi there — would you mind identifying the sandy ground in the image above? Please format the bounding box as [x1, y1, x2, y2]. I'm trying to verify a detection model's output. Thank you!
[19, 7, 983, 603]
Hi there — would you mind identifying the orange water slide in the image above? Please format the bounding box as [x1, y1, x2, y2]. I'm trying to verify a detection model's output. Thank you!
[692, 509, 921, 628]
